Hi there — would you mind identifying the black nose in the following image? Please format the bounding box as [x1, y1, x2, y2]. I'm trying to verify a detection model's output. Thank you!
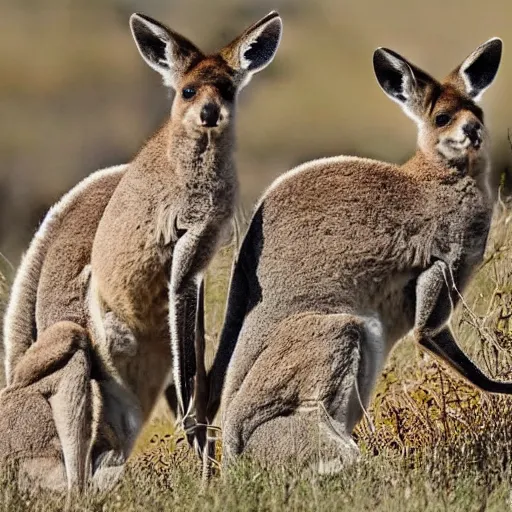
[200, 103, 220, 127]
[463, 121, 482, 145]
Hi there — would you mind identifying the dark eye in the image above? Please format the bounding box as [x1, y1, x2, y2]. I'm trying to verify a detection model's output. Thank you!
[182, 87, 196, 100]
[435, 113, 452, 127]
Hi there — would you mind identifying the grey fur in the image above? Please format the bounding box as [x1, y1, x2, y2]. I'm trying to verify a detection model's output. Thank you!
[208, 38, 510, 467]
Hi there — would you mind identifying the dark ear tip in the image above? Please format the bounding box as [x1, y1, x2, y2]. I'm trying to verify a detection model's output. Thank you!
[266, 10, 281, 19]
[373, 47, 384, 58]
[487, 37, 503, 49]
[489, 37, 503, 61]
[130, 12, 147, 24]
[373, 47, 394, 61]
[129, 12, 164, 30]
[129, 13, 151, 32]
[262, 10, 282, 27]
[260, 11, 283, 40]
[480, 38, 503, 72]
[129, 13, 141, 27]
[484, 37, 503, 56]
[373, 48, 391, 67]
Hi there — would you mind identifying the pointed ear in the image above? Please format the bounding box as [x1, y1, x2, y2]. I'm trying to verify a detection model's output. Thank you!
[129, 13, 203, 88]
[373, 48, 437, 121]
[221, 11, 282, 89]
[445, 38, 502, 101]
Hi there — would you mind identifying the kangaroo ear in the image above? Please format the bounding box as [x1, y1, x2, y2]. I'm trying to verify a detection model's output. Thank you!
[373, 48, 437, 122]
[445, 38, 502, 101]
[130, 13, 203, 88]
[221, 11, 282, 89]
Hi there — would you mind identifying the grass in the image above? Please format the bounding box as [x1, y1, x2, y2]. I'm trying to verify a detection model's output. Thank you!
[1, 450, 511, 511]
[3, 210, 512, 510]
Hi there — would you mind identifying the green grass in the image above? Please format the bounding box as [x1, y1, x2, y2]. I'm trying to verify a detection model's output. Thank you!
[3, 212, 512, 510]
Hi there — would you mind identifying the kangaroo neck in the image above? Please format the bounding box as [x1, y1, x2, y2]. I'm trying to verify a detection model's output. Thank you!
[401, 151, 453, 180]
[402, 150, 493, 205]
[168, 124, 235, 182]
[132, 122, 235, 182]
[402, 149, 492, 202]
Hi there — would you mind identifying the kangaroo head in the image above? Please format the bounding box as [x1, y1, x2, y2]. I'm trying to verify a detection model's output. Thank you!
[373, 39, 502, 181]
[130, 12, 282, 138]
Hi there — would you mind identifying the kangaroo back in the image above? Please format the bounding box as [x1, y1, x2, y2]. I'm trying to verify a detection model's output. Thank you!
[3, 165, 125, 383]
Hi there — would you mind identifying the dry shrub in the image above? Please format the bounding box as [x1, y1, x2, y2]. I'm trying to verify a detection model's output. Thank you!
[355, 201, 512, 483]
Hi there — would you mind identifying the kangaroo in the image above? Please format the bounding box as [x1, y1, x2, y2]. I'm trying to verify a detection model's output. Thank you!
[207, 38, 510, 467]
[89, 10, 282, 448]
[3, 9, 283, 469]
[2, 162, 144, 472]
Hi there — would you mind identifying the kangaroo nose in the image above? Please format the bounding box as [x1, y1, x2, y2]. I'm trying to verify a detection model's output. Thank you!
[200, 103, 220, 127]
[463, 121, 482, 146]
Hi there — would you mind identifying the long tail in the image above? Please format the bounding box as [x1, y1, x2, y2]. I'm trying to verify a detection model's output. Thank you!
[206, 252, 251, 422]
[193, 281, 207, 445]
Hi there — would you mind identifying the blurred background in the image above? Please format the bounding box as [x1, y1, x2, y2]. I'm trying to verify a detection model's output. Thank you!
[1, 0, 511, 265]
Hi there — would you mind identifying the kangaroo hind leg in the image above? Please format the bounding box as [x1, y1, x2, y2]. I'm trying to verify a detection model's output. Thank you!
[33, 322, 93, 492]
[222, 312, 365, 468]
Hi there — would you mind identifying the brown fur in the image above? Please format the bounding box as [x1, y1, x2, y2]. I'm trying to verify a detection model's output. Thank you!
[2, 11, 283, 479]
[89, 11, 283, 449]
[0, 322, 93, 493]
[4, 166, 125, 381]
[208, 38, 508, 467]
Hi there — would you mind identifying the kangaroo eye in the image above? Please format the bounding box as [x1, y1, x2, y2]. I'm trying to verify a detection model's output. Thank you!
[435, 113, 451, 127]
[182, 87, 196, 100]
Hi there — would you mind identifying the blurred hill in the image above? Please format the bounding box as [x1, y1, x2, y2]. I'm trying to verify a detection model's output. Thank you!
[1, 0, 511, 262]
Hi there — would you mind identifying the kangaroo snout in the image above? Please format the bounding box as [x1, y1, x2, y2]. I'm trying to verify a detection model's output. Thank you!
[200, 103, 221, 128]
[463, 121, 482, 147]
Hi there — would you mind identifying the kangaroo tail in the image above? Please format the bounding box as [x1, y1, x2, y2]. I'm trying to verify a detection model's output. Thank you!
[206, 243, 252, 422]
[2, 220, 54, 383]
